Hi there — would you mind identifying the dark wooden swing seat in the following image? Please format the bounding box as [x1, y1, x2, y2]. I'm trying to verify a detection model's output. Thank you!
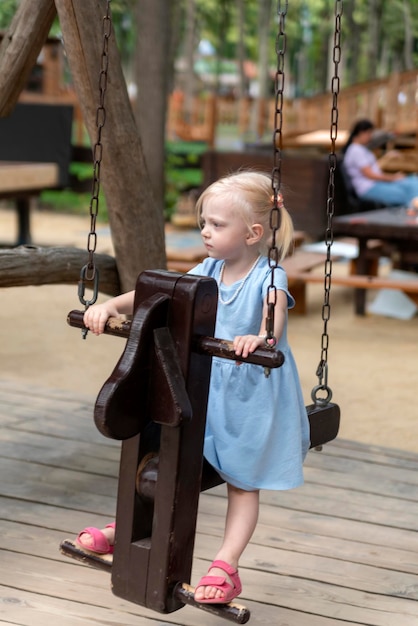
[61, 269, 339, 624]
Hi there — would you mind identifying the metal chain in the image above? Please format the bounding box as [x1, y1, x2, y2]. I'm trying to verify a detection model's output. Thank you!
[312, 0, 343, 405]
[78, 0, 112, 337]
[267, 0, 288, 347]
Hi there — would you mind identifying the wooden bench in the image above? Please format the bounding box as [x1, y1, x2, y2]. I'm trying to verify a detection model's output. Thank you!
[0, 103, 73, 245]
[290, 272, 418, 303]
[285, 241, 418, 314]
[0, 161, 60, 245]
[281, 251, 329, 314]
[165, 233, 416, 317]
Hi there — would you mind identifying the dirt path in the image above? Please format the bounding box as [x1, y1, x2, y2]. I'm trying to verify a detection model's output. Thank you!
[1, 206, 418, 452]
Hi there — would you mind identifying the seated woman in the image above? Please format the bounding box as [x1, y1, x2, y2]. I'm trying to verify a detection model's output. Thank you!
[342, 119, 418, 209]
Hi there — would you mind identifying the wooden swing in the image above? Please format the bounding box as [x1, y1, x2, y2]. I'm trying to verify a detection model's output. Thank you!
[60, 2, 342, 623]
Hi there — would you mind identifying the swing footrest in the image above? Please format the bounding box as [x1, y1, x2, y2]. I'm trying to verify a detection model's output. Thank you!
[59, 539, 112, 573]
[59, 540, 250, 623]
[174, 583, 251, 624]
[307, 402, 340, 449]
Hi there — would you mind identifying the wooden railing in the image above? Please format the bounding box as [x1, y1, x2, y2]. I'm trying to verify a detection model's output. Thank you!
[167, 69, 418, 146]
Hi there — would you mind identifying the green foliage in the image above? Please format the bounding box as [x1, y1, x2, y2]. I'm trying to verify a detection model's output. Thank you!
[39, 145, 204, 223]
[0, 0, 18, 29]
[164, 143, 205, 220]
[3, 0, 414, 97]
[40, 188, 108, 221]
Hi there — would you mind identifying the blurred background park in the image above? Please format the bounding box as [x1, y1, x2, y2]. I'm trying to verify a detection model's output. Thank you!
[1, 0, 417, 228]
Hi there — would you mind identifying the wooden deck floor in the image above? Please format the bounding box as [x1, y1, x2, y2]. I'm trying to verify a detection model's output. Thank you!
[1, 378, 418, 626]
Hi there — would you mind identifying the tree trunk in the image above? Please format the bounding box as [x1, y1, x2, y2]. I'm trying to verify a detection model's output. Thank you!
[184, 0, 197, 120]
[367, 0, 383, 80]
[344, 0, 361, 85]
[54, 0, 166, 292]
[0, 0, 56, 116]
[402, 0, 413, 71]
[134, 0, 174, 214]
[254, 0, 272, 139]
[236, 0, 246, 99]
[0, 246, 120, 295]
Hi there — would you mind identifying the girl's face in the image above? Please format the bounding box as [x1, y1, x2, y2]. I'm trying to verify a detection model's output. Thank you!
[200, 197, 253, 262]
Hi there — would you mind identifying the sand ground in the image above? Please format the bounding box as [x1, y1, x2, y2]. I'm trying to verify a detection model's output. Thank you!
[1, 206, 418, 452]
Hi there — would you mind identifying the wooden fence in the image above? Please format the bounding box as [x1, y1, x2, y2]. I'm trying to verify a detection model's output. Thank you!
[167, 69, 418, 146]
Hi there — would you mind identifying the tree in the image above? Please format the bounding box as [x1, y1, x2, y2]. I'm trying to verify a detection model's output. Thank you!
[0, 0, 56, 116]
[134, 0, 175, 213]
[235, 0, 246, 99]
[257, 0, 273, 101]
[0, 0, 167, 291]
[54, 0, 166, 291]
[366, 0, 384, 80]
[184, 0, 197, 118]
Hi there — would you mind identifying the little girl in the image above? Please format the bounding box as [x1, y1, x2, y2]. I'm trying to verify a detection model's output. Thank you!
[76, 171, 310, 604]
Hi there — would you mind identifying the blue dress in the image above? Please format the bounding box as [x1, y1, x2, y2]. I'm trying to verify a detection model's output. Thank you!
[190, 256, 310, 491]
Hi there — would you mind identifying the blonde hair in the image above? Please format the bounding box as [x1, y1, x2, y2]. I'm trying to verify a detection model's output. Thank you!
[195, 170, 294, 261]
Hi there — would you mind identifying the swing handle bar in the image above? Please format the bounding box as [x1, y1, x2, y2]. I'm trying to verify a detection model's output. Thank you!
[67, 310, 284, 369]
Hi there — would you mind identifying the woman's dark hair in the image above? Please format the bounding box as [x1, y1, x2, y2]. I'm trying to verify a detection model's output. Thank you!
[342, 119, 374, 153]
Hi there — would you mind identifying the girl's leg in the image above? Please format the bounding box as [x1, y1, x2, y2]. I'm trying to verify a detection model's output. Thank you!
[194, 484, 259, 601]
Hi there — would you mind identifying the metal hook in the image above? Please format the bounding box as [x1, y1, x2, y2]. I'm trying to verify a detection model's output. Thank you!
[78, 265, 100, 307]
[311, 361, 333, 406]
[78, 265, 100, 339]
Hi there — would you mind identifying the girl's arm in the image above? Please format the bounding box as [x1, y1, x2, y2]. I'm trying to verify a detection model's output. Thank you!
[83, 290, 135, 335]
[233, 289, 288, 358]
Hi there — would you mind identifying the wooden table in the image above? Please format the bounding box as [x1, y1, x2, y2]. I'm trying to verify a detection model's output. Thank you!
[0, 161, 59, 245]
[333, 208, 418, 314]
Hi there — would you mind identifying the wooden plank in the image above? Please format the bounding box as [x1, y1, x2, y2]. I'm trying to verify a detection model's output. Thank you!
[281, 251, 328, 273]
[2, 507, 418, 625]
[319, 438, 418, 468]
[0, 429, 120, 475]
[287, 270, 418, 293]
[0, 162, 59, 193]
[1, 382, 418, 625]
[1, 546, 417, 626]
[195, 535, 418, 602]
[305, 452, 418, 492]
[205, 480, 418, 531]
[196, 503, 418, 575]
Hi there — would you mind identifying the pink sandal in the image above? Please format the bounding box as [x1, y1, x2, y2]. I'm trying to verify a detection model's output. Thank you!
[194, 559, 242, 604]
[76, 522, 116, 554]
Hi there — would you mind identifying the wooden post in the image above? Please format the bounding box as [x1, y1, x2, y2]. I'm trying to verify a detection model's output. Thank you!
[94, 271, 217, 613]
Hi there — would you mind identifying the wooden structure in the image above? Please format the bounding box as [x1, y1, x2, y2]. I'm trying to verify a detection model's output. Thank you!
[0, 102, 74, 245]
[168, 91, 217, 147]
[167, 69, 418, 147]
[0, 32, 83, 142]
[0, 0, 166, 292]
[331, 208, 418, 314]
[1, 378, 418, 625]
[61, 269, 337, 620]
[0, 162, 59, 245]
